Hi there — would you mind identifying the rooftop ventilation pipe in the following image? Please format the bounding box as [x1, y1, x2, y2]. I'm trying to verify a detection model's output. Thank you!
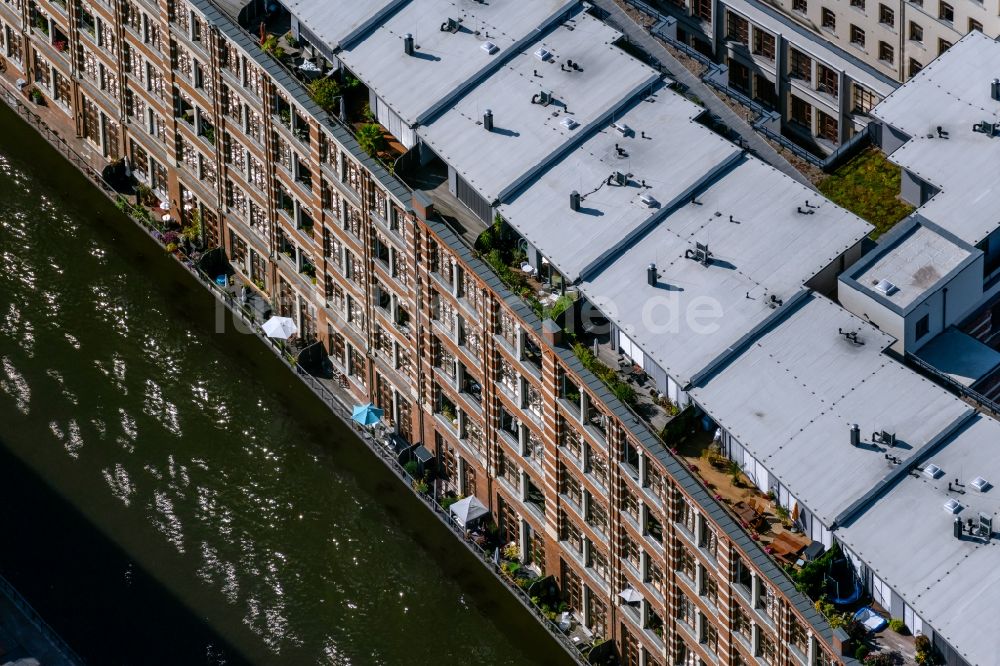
[647, 263, 657, 287]
[483, 109, 493, 132]
[992, 78, 1000, 101]
[954, 516, 963, 539]
[403, 33, 414, 56]
[850, 423, 860, 447]
[570, 190, 580, 211]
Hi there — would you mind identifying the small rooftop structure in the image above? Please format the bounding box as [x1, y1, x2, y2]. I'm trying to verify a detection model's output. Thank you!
[498, 83, 743, 283]
[845, 217, 976, 311]
[416, 11, 660, 206]
[691, 294, 974, 529]
[838, 415, 1000, 666]
[338, 0, 575, 129]
[581, 158, 872, 389]
[873, 31, 1000, 246]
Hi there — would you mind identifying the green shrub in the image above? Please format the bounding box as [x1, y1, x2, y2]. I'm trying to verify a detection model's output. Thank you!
[403, 460, 419, 478]
[308, 78, 341, 113]
[854, 644, 870, 661]
[888, 618, 908, 634]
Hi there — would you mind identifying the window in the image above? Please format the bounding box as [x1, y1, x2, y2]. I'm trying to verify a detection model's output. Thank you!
[693, 0, 712, 22]
[850, 24, 865, 48]
[850, 0, 865, 8]
[817, 64, 838, 96]
[728, 59, 750, 93]
[916, 313, 930, 340]
[909, 21, 923, 41]
[818, 111, 839, 142]
[939, 38, 952, 55]
[752, 28, 775, 59]
[879, 41, 894, 63]
[938, 1, 953, 21]
[790, 96, 812, 127]
[969, 18, 982, 32]
[878, 3, 894, 26]
[821, 7, 836, 29]
[853, 83, 878, 113]
[727, 12, 749, 43]
[789, 48, 812, 80]
[908, 58, 923, 77]
[792, 0, 807, 12]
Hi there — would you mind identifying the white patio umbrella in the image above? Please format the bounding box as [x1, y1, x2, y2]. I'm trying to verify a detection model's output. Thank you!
[618, 586, 642, 604]
[450, 496, 489, 526]
[262, 316, 298, 340]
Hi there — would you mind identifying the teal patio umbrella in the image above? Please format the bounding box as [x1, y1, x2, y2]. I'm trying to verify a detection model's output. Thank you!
[351, 403, 384, 427]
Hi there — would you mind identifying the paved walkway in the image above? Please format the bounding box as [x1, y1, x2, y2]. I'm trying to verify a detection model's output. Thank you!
[593, 0, 815, 189]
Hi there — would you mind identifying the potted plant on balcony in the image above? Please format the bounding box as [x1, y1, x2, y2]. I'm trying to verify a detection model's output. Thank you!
[29, 87, 44, 105]
[53, 39, 67, 52]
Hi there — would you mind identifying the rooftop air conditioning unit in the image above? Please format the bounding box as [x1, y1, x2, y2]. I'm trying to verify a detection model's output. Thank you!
[612, 170, 628, 186]
[874, 279, 898, 296]
[943, 498, 963, 514]
[924, 463, 943, 479]
[481, 41, 498, 55]
[534, 48, 552, 61]
[613, 122, 631, 136]
[971, 476, 991, 492]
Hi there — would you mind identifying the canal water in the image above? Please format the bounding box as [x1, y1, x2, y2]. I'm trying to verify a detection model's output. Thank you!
[0, 105, 569, 665]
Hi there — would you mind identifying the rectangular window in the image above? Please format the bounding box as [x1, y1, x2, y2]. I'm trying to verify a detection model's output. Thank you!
[939, 38, 952, 55]
[909, 21, 923, 42]
[969, 18, 982, 32]
[791, 96, 813, 127]
[792, 0, 807, 12]
[850, 0, 865, 8]
[789, 48, 812, 80]
[821, 7, 836, 29]
[853, 83, 878, 113]
[908, 58, 923, 77]
[726, 12, 748, 44]
[878, 3, 894, 25]
[916, 313, 930, 340]
[693, 0, 712, 21]
[938, 2, 953, 21]
[818, 111, 839, 142]
[817, 64, 838, 96]
[850, 24, 865, 48]
[879, 41, 894, 64]
[752, 29, 775, 60]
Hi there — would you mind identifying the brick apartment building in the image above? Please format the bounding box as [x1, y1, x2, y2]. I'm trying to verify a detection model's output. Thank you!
[0, 0, 907, 664]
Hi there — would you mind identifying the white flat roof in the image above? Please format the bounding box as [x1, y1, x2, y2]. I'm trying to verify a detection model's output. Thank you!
[498, 85, 742, 282]
[417, 12, 660, 205]
[338, 0, 575, 127]
[285, 0, 406, 51]
[692, 294, 973, 528]
[852, 223, 973, 309]
[874, 31, 1000, 246]
[581, 158, 871, 388]
[838, 415, 1000, 666]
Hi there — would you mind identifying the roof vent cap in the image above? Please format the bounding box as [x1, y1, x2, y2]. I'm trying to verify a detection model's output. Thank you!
[971, 476, 991, 492]
[924, 463, 943, 479]
[943, 498, 963, 514]
[481, 41, 498, 55]
[534, 48, 552, 61]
